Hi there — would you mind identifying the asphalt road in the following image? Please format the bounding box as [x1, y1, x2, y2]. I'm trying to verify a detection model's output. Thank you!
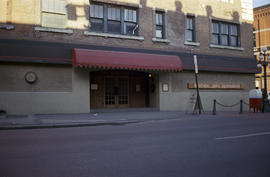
[1, 116, 270, 177]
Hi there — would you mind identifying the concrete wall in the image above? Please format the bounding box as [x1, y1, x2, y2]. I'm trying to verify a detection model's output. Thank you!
[0, 64, 90, 115]
[159, 71, 255, 112]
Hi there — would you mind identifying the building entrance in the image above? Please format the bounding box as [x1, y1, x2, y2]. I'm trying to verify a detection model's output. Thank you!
[90, 70, 157, 110]
[104, 77, 129, 108]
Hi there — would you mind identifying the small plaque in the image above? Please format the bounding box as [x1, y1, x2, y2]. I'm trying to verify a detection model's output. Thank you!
[25, 72, 37, 84]
[91, 84, 98, 90]
[162, 83, 169, 92]
[136, 84, 141, 92]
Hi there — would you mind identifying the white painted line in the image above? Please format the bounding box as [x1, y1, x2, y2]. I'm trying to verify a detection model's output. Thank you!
[216, 131, 270, 140]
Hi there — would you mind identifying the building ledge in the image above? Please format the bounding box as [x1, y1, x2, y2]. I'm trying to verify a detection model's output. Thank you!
[84, 31, 144, 41]
[210, 44, 244, 51]
[0, 24, 14, 30]
[152, 38, 170, 43]
[34, 27, 73, 34]
[184, 41, 200, 46]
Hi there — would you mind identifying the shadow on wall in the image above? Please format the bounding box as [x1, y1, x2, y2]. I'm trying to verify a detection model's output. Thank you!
[0, 0, 251, 55]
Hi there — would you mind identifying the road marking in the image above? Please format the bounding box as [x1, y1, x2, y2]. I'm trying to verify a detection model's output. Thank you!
[216, 131, 270, 140]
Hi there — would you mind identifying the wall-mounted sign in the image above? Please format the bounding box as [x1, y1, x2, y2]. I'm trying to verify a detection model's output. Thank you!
[162, 83, 169, 92]
[25, 72, 37, 84]
[187, 83, 244, 89]
[91, 84, 98, 90]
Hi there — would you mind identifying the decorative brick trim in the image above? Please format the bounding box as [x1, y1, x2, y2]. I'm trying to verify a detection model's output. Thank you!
[84, 31, 144, 41]
[210, 44, 244, 51]
[34, 27, 73, 34]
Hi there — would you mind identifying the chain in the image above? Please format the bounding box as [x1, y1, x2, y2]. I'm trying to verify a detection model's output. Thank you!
[242, 101, 249, 105]
[215, 100, 240, 107]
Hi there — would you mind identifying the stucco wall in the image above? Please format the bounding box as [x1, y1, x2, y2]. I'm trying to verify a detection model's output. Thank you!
[159, 71, 255, 112]
[0, 64, 89, 115]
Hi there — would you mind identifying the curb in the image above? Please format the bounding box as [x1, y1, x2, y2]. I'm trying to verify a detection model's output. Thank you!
[0, 120, 141, 130]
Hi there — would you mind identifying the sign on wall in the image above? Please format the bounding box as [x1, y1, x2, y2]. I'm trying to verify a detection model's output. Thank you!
[187, 83, 244, 89]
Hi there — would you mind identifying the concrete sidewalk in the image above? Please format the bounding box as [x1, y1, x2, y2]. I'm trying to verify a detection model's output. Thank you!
[0, 111, 269, 130]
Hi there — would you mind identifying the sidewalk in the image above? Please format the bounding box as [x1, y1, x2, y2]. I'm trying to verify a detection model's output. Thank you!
[0, 111, 269, 130]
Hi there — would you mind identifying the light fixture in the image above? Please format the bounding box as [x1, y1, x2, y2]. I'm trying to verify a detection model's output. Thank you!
[262, 47, 267, 53]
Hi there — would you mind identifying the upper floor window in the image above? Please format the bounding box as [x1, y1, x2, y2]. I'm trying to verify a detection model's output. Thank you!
[89, 4, 104, 32]
[89, 3, 138, 36]
[212, 21, 240, 47]
[185, 16, 195, 42]
[124, 9, 138, 35]
[155, 12, 164, 38]
[41, 0, 67, 29]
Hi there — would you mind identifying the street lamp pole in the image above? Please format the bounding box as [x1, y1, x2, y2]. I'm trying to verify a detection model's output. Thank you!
[258, 47, 270, 112]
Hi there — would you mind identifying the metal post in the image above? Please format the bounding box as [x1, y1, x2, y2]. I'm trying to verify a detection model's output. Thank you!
[263, 62, 267, 113]
[240, 100, 243, 114]
[212, 99, 216, 115]
[195, 73, 201, 114]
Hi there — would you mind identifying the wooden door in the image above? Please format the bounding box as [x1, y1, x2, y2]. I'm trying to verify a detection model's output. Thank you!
[104, 76, 129, 108]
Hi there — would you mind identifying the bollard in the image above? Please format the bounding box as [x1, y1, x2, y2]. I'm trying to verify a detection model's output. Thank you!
[212, 99, 216, 115]
[240, 100, 243, 114]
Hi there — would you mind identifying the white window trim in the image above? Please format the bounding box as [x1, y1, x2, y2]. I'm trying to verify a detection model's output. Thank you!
[152, 38, 170, 43]
[0, 24, 14, 30]
[34, 27, 73, 34]
[210, 44, 244, 51]
[84, 31, 144, 41]
[184, 41, 200, 46]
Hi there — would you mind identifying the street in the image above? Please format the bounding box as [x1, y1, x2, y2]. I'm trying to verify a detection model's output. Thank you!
[1, 116, 270, 177]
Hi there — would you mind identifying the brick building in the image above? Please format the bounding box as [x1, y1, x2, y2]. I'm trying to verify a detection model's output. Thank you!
[253, 4, 270, 92]
[0, 0, 256, 114]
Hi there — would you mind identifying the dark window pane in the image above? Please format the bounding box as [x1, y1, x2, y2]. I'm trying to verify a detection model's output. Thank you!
[108, 20, 121, 34]
[221, 35, 228, 45]
[212, 22, 219, 33]
[124, 22, 138, 35]
[90, 18, 103, 32]
[230, 36, 237, 46]
[156, 26, 163, 38]
[221, 24, 228, 34]
[90, 4, 103, 18]
[186, 18, 193, 30]
[108, 7, 120, 20]
[124, 9, 137, 22]
[186, 30, 193, 42]
[212, 34, 219, 44]
[230, 25, 238, 35]
[156, 13, 163, 25]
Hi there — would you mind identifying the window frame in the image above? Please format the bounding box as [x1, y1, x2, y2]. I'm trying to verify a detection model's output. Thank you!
[89, 2, 139, 36]
[41, 0, 67, 29]
[89, 3, 104, 33]
[211, 21, 240, 47]
[155, 11, 165, 39]
[185, 16, 196, 42]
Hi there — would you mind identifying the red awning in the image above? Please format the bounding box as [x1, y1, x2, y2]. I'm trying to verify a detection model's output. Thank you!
[73, 48, 182, 72]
